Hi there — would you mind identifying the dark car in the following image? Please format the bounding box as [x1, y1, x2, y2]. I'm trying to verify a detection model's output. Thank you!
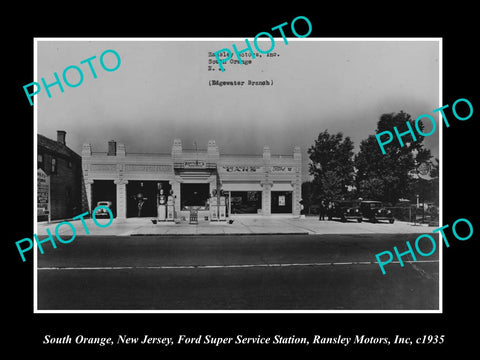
[327, 200, 363, 222]
[359, 201, 394, 223]
[95, 201, 113, 217]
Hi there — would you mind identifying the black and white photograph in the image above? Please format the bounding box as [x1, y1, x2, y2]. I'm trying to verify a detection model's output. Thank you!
[34, 39, 441, 311]
[7, 6, 478, 357]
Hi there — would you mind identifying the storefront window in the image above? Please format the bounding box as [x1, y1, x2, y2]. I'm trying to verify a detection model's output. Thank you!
[230, 191, 262, 214]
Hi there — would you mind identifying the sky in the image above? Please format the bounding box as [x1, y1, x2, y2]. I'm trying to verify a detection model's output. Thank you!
[36, 39, 440, 179]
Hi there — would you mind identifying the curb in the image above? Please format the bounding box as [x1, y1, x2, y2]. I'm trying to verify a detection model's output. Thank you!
[130, 232, 310, 237]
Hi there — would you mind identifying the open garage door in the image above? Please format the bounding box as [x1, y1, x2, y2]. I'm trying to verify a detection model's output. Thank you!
[91, 180, 117, 217]
[126, 180, 171, 218]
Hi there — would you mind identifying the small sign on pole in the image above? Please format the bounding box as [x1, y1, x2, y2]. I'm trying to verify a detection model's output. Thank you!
[37, 168, 50, 223]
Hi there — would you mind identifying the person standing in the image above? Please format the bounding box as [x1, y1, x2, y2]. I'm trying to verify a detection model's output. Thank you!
[319, 200, 326, 220]
[327, 201, 334, 220]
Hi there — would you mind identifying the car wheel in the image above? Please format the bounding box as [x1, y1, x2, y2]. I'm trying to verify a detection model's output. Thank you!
[389, 219, 394, 224]
[357, 218, 362, 223]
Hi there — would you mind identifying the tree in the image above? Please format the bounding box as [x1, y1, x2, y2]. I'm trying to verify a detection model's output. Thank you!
[307, 130, 355, 202]
[301, 180, 320, 214]
[355, 111, 433, 205]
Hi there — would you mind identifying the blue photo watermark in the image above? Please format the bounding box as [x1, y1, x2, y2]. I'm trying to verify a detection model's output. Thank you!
[23, 49, 121, 106]
[16, 205, 114, 262]
[376, 98, 473, 155]
[375, 217, 474, 274]
[213, 16, 312, 72]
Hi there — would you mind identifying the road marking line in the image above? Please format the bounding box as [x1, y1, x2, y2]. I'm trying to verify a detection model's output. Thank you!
[37, 260, 439, 271]
[410, 262, 436, 280]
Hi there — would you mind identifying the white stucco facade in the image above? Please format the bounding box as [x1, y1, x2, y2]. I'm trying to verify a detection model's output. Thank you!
[82, 139, 302, 220]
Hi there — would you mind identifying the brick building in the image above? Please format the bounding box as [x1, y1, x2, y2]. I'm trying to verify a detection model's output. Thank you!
[37, 130, 83, 221]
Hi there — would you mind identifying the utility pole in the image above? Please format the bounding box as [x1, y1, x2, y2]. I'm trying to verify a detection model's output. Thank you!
[194, 141, 198, 166]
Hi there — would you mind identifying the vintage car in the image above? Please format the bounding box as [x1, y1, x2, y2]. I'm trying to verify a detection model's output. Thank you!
[359, 200, 394, 223]
[327, 200, 363, 222]
[95, 201, 113, 217]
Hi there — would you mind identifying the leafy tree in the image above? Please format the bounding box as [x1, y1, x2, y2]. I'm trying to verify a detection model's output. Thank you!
[355, 111, 433, 205]
[301, 180, 320, 213]
[307, 130, 355, 202]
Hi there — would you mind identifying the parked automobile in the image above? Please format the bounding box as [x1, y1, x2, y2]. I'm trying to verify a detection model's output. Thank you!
[359, 200, 394, 223]
[308, 204, 320, 215]
[95, 201, 113, 217]
[327, 200, 363, 222]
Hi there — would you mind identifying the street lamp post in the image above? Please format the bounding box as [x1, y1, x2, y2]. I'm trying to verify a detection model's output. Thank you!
[414, 194, 419, 225]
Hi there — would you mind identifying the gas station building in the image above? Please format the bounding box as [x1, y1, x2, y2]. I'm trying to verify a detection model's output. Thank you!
[81, 139, 302, 220]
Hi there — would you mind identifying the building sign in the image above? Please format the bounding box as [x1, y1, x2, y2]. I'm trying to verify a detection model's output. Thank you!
[418, 162, 431, 176]
[184, 160, 206, 168]
[278, 195, 286, 206]
[37, 168, 50, 218]
[125, 164, 172, 172]
[223, 165, 261, 172]
[409, 162, 433, 180]
[271, 166, 295, 172]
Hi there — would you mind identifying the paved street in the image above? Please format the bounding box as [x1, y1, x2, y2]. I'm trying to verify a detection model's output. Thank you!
[36, 232, 439, 311]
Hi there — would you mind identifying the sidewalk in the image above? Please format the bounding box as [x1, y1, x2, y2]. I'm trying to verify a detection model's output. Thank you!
[36, 216, 438, 237]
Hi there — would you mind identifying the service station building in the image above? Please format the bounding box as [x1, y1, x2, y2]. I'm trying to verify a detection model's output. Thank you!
[82, 139, 302, 220]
